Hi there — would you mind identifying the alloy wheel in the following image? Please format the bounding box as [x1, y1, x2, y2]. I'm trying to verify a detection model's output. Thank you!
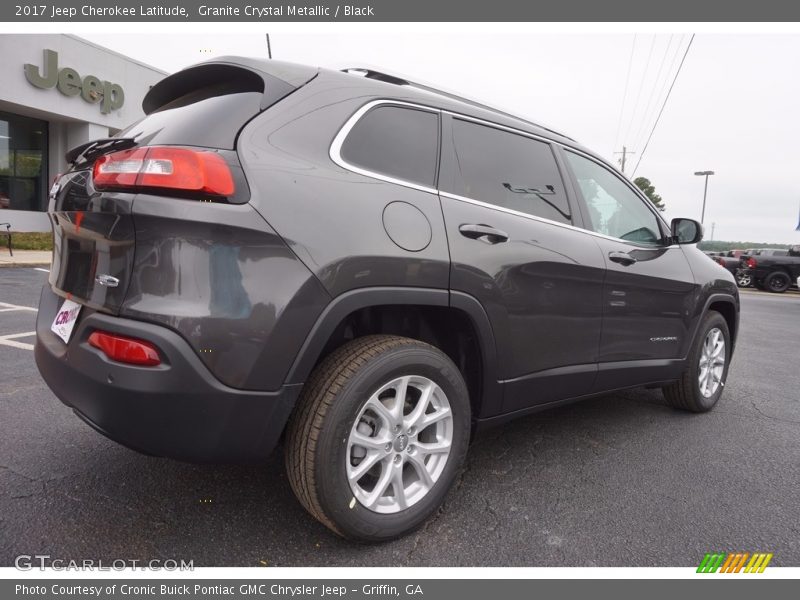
[346, 375, 453, 514]
[698, 327, 726, 398]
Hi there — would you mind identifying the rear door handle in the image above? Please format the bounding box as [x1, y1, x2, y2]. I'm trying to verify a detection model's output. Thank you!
[608, 251, 637, 266]
[459, 223, 509, 244]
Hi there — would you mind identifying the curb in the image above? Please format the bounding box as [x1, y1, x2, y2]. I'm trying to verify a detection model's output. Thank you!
[0, 263, 51, 268]
[739, 288, 799, 297]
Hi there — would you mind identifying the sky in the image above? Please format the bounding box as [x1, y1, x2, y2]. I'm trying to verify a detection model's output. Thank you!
[84, 32, 800, 244]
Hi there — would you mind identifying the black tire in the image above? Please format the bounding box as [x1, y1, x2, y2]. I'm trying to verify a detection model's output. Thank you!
[764, 271, 791, 293]
[662, 311, 731, 413]
[285, 334, 471, 542]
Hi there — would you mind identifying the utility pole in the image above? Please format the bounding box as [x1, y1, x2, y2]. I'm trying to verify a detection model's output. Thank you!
[710, 222, 716, 241]
[266, 34, 272, 59]
[614, 146, 636, 174]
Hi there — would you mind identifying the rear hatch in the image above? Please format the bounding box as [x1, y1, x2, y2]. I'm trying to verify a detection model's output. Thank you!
[48, 59, 317, 315]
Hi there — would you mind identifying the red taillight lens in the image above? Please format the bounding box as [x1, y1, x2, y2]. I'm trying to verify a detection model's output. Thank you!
[88, 330, 161, 366]
[93, 146, 235, 196]
[747, 257, 757, 269]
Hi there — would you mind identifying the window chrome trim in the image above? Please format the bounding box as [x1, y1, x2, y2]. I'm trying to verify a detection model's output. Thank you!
[329, 99, 441, 195]
[330, 99, 675, 249]
[443, 109, 561, 147]
[439, 190, 677, 249]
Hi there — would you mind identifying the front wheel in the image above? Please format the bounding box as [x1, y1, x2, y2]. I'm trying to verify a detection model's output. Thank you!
[285, 335, 471, 541]
[662, 311, 731, 413]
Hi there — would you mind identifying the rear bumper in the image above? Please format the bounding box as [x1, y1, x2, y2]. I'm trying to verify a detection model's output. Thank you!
[34, 287, 301, 463]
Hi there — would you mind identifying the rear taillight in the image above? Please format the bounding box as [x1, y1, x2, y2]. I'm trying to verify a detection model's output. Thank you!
[93, 146, 235, 196]
[747, 257, 757, 269]
[88, 330, 161, 367]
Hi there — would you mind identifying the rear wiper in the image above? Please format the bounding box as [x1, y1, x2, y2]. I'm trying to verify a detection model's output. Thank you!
[66, 137, 138, 166]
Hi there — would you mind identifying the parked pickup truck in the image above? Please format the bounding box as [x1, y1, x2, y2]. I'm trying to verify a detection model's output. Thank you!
[738, 246, 800, 293]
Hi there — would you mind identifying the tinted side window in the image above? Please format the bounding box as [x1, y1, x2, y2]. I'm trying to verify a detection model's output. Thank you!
[444, 118, 571, 224]
[340, 106, 439, 188]
[564, 151, 663, 245]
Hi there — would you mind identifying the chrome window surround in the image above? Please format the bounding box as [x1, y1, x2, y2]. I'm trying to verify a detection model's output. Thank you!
[329, 99, 676, 249]
[329, 100, 440, 195]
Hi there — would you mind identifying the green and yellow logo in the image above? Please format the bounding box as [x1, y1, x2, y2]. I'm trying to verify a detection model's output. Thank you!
[697, 552, 773, 573]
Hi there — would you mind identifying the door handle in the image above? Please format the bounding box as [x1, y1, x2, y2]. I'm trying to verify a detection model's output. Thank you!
[459, 223, 509, 244]
[608, 251, 637, 266]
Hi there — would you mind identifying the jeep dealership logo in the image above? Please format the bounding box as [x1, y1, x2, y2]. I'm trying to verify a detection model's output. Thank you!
[24, 49, 125, 114]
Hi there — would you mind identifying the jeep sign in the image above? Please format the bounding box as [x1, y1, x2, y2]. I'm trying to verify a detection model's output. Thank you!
[24, 49, 125, 114]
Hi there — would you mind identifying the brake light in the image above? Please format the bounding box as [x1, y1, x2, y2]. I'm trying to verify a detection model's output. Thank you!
[93, 146, 234, 196]
[747, 257, 757, 269]
[88, 330, 161, 366]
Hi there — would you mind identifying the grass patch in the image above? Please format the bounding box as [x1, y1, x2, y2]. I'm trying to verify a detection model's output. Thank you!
[7, 232, 53, 251]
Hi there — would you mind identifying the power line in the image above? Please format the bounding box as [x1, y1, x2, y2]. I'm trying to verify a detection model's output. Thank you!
[612, 34, 637, 153]
[631, 34, 674, 152]
[622, 34, 656, 145]
[631, 34, 696, 177]
[632, 33, 685, 153]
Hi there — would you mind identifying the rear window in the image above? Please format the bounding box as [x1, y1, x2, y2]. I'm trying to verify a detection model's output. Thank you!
[118, 91, 263, 150]
[340, 105, 439, 188]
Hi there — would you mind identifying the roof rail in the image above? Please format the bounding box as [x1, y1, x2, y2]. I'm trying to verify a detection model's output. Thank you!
[342, 66, 575, 142]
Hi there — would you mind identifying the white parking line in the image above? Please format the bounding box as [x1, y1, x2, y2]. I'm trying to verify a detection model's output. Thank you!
[33, 268, 50, 273]
[0, 302, 38, 313]
[0, 331, 36, 351]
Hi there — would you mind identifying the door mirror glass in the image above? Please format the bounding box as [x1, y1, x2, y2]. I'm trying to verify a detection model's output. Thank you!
[671, 218, 703, 245]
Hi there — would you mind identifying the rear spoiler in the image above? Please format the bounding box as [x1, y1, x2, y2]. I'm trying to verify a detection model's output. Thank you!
[65, 137, 137, 165]
[143, 58, 318, 114]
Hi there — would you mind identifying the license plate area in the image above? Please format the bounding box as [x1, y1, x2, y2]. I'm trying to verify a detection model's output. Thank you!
[51, 299, 82, 344]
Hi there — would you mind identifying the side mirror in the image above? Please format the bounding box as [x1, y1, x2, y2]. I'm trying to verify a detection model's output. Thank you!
[671, 218, 703, 245]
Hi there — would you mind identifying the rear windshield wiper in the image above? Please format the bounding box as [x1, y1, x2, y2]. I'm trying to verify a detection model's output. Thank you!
[66, 137, 138, 166]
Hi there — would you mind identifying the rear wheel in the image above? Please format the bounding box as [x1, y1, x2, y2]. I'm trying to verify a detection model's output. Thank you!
[662, 311, 730, 413]
[764, 271, 791, 293]
[285, 335, 470, 541]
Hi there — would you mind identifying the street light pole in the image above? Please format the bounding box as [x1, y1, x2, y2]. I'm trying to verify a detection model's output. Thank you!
[694, 170, 715, 224]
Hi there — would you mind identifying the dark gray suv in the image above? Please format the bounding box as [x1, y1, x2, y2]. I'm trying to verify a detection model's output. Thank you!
[35, 57, 739, 541]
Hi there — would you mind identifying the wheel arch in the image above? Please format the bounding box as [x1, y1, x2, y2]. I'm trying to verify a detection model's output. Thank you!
[283, 287, 502, 418]
[699, 293, 739, 352]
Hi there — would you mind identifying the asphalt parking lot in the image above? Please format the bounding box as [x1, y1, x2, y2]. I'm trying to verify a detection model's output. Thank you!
[1, 267, 798, 567]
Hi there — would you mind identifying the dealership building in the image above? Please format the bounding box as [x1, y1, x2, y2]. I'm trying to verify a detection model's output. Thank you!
[0, 34, 166, 232]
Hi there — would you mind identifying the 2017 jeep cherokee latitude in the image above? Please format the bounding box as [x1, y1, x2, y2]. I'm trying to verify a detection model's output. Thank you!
[35, 58, 739, 541]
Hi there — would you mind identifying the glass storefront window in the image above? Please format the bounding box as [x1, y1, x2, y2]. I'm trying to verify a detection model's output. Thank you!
[0, 111, 48, 212]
